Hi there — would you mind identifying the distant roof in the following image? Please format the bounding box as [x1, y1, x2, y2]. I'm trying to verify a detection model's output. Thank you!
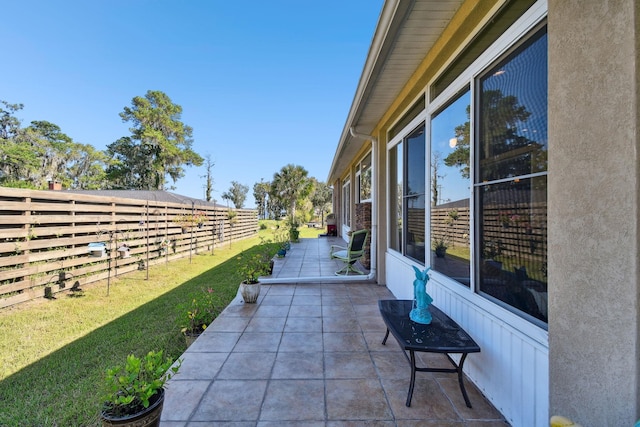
[63, 189, 219, 207]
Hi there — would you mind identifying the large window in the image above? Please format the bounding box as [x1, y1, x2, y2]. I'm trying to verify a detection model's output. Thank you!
[389, 123, 426, 263]
[422, 22, 547, 326]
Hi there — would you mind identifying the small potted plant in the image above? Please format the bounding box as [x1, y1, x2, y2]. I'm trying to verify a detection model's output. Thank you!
[274, 229, 289, 257]
[193, 210, 207, 229]
[176, 287, 222, 347]
[258, 237, 277, 275]
[238, 252, 269, 303]
[432, 235, 448, 258]
[100, 350, 181, 427]
[173, 213, 192, 233]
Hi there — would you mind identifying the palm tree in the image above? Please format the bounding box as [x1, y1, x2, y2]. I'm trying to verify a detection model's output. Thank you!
[270, 164, 313, 224]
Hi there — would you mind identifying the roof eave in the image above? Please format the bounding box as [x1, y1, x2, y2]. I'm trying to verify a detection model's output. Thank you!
[328, 0, 463, 184]
[328, 0, 402, 183]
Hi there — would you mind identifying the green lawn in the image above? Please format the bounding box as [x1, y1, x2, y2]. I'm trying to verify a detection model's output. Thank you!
[0, 221, 322, 427]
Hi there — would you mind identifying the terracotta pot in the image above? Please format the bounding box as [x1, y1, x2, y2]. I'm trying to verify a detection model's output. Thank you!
[101, 388, 164, 427]
[240, 281, 260, 303]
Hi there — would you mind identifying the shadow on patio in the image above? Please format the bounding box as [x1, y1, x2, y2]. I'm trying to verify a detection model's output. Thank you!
[160, 238, 508, 426]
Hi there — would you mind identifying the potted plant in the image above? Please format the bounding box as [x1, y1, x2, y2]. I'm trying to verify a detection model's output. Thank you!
[176, 287, 222, 347]
[173, 213, 192, 233]
[258, 237, 277, 275]
[101, 350, 181, 427]
[288, 220, 300, 242]
[193, 210, 207, 229]
[432, 235, 448, 258]
[274, 228, 289, 257]
[238, 252, 269, 303]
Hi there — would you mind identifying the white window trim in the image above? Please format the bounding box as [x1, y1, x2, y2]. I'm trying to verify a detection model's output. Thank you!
[386, 112, 427, 258]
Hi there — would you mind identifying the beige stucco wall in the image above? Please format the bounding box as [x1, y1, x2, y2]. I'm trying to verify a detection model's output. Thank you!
[548, 0, 640, 425]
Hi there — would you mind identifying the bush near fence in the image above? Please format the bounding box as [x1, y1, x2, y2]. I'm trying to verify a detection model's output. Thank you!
[0, 187, 258, 308]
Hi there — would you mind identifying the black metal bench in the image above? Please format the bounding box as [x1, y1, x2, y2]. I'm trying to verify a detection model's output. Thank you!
[378, 299, 481, 408]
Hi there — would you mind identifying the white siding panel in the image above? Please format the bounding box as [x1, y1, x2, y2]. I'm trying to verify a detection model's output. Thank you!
[385, 255, 549, 427]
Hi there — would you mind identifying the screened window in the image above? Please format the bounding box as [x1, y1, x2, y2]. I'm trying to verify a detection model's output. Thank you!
[476, 26, 548, 323]
[425, 21, 548, 326]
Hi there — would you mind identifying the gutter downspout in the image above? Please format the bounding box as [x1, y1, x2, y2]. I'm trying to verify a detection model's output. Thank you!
[260, 129, 378, 285]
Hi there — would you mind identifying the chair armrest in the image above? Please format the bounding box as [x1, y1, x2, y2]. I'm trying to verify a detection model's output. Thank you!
[330, 245, 347, 255]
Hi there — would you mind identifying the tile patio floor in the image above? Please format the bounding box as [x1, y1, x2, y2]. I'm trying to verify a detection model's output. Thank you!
[160, 237, 509, 426]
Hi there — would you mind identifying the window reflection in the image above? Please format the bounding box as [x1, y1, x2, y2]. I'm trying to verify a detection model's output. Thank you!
[430, 89, 471, 285]
[478, 176, 547, 322]
[359, 153, 372, 201]
[476, 27, 548, 323]
[479, 30, 547, 182]
[405, 126, 425, 263]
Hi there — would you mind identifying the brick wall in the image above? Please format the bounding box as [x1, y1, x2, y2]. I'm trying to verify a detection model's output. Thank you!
[355, 202, 371, 269]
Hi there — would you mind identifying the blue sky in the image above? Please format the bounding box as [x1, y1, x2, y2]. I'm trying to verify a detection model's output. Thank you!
[2, 1, 383, 206]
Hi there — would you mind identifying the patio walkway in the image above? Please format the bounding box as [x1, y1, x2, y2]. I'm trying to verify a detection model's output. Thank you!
[160, 238, 509, 426]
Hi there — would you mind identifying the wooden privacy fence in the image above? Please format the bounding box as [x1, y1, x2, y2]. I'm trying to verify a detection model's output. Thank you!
[0, 187, 258, 308]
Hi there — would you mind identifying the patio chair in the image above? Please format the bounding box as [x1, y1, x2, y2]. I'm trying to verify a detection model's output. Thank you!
[330, 229, 369, 275]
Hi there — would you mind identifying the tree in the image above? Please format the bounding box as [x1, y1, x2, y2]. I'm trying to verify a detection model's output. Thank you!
[270, 164, 313, 224]
[105, 137, 147, 189]
[68, 143, 109, 189]
[309, 179, 332, 225]
[443, 106, 471, 179]
[431, 151, 445, 207]
[27, 120, 74, 187]
[202, 154, 215, 202]
[253, 179, 271, 219]
[0, 100, 23, 140]
[0, 101, 40, 187]
[0, 102, 106, 189]
[111, 90, 203, 190]
[444, 90, 545, 180]
[221, 181, 249, 208]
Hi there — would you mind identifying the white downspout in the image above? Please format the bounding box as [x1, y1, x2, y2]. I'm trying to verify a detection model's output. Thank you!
[260, 128, 378, 284]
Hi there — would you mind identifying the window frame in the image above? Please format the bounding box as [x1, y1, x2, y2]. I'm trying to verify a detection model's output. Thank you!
[387, 111, 427, 262]
[356, 152, 372, 203]
[341, 178, 351, 233]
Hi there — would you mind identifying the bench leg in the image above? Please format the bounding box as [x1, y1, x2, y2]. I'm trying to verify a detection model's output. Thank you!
[382, 328, 390, 345]
[456, 353, 473, 408]
[406, 350, 417, 407]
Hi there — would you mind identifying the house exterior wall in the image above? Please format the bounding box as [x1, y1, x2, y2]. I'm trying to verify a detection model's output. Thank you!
[331, 0, 640, 425]
[373, 3, 551, 424]
[548, 0, 640, 425]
